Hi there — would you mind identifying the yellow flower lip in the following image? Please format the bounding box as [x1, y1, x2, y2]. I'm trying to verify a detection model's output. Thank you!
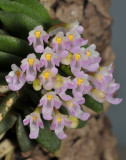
[45, 53, 52, 61]
[44, 72, 49, 80]
[56, 37, 62, 45]
[28, 58, 34, 66]
[68, 34, 74, 41]
[47, 95, 53, 101]
[33, 116, 37, 122]
[87, 51, 91, 57]
[16, 71, 20, 78]
[35, 31, 41, 38]
[75, 53, 81, 62]
[77, 78, 83, 86]
[98, 75, 102, 82]
[57, 117, 62, 123]
[70, 103, 74, 107]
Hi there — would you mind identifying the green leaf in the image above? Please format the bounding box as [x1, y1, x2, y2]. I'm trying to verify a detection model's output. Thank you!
[0, 0, 45, 24]
[16, 115, 35, 152]
[37, 121, 61, 153]
[60, 64, 73, 76]
[50, 19, 62, 26]
[0, 29, 8, 35]
[0, 113, 17, 134]
[84, 95, 103, 113]
[65, 89, 73, 97]
[0, 92, 18, 122]
[0, 35, 33, 57]
[14, 0, 51, 27]
[0, 51, 22, 70]
[83, 44, 88, 48]
[0, 72, 7, 85]
[0, 11, 40, 39]
[21, 85, 42, 105]
[14, 102, 34, 117]
[59, 105, 68, 115]
[77, 120, 87, 128]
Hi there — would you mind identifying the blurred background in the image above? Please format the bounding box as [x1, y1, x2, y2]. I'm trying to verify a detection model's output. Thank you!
[107, 0, 126, 159]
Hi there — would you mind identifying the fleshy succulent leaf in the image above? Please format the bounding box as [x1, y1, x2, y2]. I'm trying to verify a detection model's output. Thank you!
[0, 0, 45, 24]
[77, 120, 87, 128]
[13, 0, 51, 28]
[16, 115, 35, 152]
[0, 11, 40, 39]
[59, 105, 69, 115]
[0, 35, 33, 57]
[84, 95, 103, 113]
[0, 51, 22, 70]
[60, 64, 73, 76]
[0, 113, 17, 134]
[0, 92, 19, 122]
[21, 85, 42, 105]
[0, 29, 8, 35]
[0, 72, 8, 85]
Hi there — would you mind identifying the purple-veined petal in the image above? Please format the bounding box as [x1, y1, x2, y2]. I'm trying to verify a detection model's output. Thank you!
[34, 44, 44, 53]
[59, 92, 72, 101]
[43, 34, 50, 43]
[54, 100, 62, 109]
[42, 100, 53, 120]
[51, 67, 58, 75]
[106, 96, 122, 105]
[77, 111, 90, 121]
[87, 63, 99, 72]
[29, 122, 39, 139]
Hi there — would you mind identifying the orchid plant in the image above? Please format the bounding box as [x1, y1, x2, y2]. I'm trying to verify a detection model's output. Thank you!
[5, 21, 122, 140]
[0, 0, 122, 155]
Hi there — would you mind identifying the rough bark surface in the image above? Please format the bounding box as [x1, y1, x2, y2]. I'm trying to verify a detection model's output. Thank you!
[60, 115, 118, 160]
[12, 0, 118, 160]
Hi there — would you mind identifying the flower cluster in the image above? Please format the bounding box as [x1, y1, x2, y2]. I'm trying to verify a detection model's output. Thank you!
[5, 22, 122, 139]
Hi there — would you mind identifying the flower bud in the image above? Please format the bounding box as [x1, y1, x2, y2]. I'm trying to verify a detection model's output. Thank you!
[33, 79, 41, 91]
[61, 52, 73, 65]
[54, 75, 63, 89]
[68, 116, 79, 128]
[92, 89, 106, 99]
